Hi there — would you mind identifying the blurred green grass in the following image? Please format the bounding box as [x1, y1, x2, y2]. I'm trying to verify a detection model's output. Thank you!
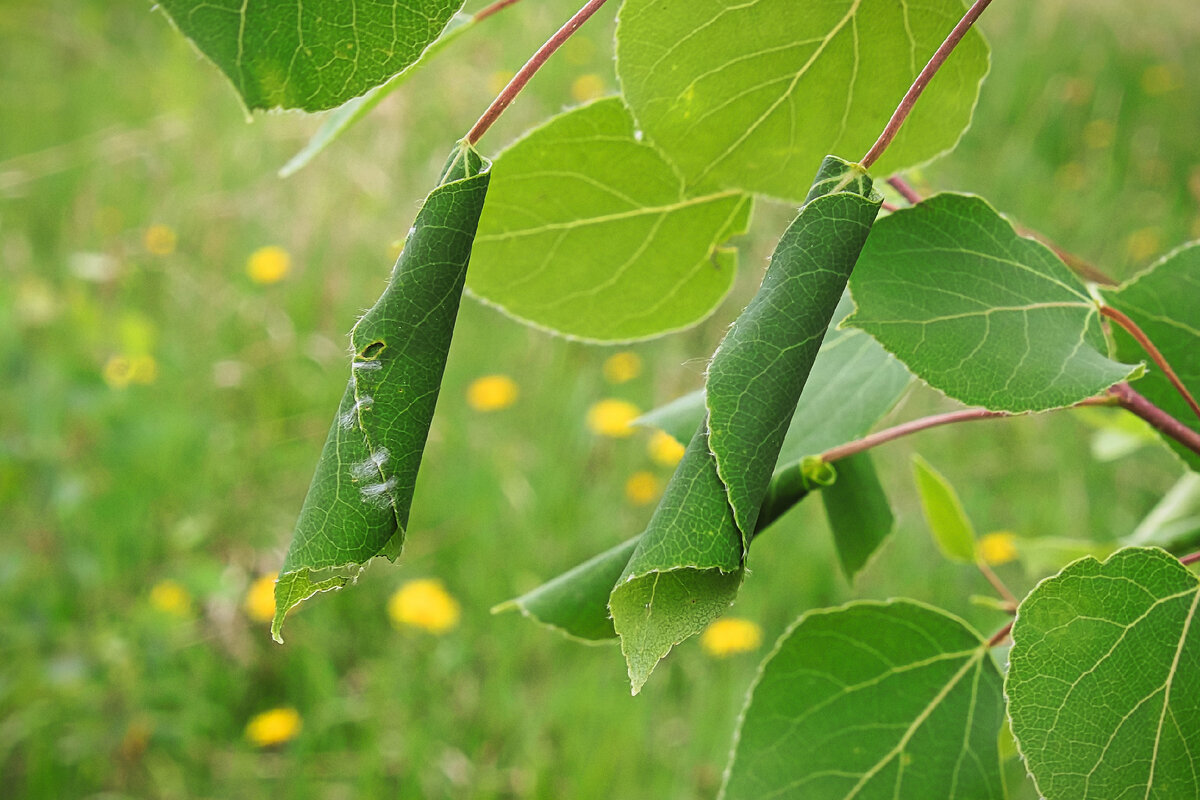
[1, 0, 1197, 797]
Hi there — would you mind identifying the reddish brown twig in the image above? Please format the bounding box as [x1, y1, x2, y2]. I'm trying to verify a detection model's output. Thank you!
[1101, 305, 1200, 422]
[1108, 382, 1200, 457]
[988, 620, 1014, 648]
[860, 0, 994, 169]
[466, 0, 611, 144]
[473, 0, 524, 22]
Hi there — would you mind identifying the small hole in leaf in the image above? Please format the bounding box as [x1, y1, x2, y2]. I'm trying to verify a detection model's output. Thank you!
[359, 341, 385, 360]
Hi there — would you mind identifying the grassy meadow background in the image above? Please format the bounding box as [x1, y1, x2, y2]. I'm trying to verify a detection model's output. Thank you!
[2, 0, 1198, 796]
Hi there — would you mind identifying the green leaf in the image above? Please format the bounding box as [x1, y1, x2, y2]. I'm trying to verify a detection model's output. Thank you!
[1125, 472, 1200, 556]
[279, 13, 475, 177]
[722, 600, 1005, 800]
[609, 427, 745, 693]
[615, 0, 989, 202]
[705, 160, 883, 538]
[492, 536, 637, 643]
[610, 157, 881, 692]
[1103, 242, 1200, 470]
[634, 293, 912, 469]
[912, 454, 977, 563]
[847, 193, 1141, 411]
[467, 97, 752, 342]
[822, 453, 894, 580]
[272, 144, 490, 642]
[157, 0, 463, 112]
[1007, 547, 1200, 800]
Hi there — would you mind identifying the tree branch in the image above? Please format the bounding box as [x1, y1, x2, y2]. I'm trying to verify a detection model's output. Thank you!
[466, 0, 611, 144]
[1108, 382, 1200, 457]
[1101, 305, 1200, 422]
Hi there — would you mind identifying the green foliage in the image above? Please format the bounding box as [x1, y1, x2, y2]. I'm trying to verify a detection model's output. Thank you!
[1007, 547, 1200, 799]
[912, 454, 978, 563]
[704, 159, 881, 538]
[157, 0, 463, 112]
[467, 98, 752, 341]
[634, 294, 912, 464]
[847, 193, 1142, 411]
[272, 145, 490, 640]
[615, 0, 990, 202]
[611, 157, 881, 692]
[279, 13, 476, 177]
[1104, 243, 1200, 470]
[723, 600, 1005, 799]
[821, 453, 894, 580]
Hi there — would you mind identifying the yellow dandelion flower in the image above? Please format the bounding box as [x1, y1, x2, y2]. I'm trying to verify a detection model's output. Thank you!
[1125, 227, 1161, 262]
[700, 617, 763, 658]
[128, 355, 158, 385]
[388, 578, 460, 634]
[245, 707, 302, 747]
[602, 351, 642, 384]
[1081, 119, 1114, 150]
[570, 73, 606, 104]
[1141, 64, 1178, 96]
[246, 245, 291, 285]
[647, 430, 686, 467]
[625, 471, 661, 506]
[586, 399, 641, 438]
[143, 224, 177, 256]
[979, 531, 1018, 566]
[244, 573, 278, 623]
[466, 374, 519, 412]
[102, 355, 134, 389]
[149, 580, 191, 616]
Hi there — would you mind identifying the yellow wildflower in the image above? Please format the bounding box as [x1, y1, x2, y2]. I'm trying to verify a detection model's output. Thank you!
[466, 374, 519, 412]
[246, 245, 291, 284]
[586, 399, 641, 438]
[388, 578, 460, 634]
[570, 73, 606, 104]
[1125, 227, 1161, 262]
[700, 618, 763, 658]
[143, 224, 177, 255]
[647, 430, 686, 467]
[103, 354, 157, 388]
[1081, 119, 1114, 150]
[149, 580, 191, 616]
[245, 707, 302, 747]
[244, 573, 278, 623]
[602, 351, 642, 384]
[1141, 64, 1178, 96]
[128, 355, 158, 385]
[979, 531, 1018, 566]
[625, 471, 661, 506]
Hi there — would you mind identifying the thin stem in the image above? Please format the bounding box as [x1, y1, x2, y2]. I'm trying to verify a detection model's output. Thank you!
[473, 0, 524, 22]
[1181, 552, 1200, 566]
[988, 620, 1014, 648]
[466, 0, 611, 144]
[819, 396, 1114, 464]
[881, 200, 902, 213]
[886, 176, 923, 205]
[976, 558, 1018, 606]
[1109, 382, 1200, 457]
[860, 0, 994, 169]
[1101, 305, 1200, 422]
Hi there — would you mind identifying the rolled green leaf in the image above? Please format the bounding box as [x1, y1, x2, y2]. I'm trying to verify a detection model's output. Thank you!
[609, 156, 882, 692]
[272, 143, 491, 642]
